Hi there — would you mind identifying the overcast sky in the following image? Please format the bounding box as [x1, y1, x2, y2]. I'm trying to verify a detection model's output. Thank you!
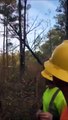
[0, 0, 59, 51]
[27, 0, 59, 45]
[28, 0, 59, 26]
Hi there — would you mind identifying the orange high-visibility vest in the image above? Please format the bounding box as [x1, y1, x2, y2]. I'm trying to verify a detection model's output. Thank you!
[60, 107, 68, 120]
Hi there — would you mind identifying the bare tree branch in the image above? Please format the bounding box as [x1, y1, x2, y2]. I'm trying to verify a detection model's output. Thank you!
[31, 20, 48, 49]
[9, 23, 43, 66]
[27, 20, 43, 34]
[28, 15, 38, 32]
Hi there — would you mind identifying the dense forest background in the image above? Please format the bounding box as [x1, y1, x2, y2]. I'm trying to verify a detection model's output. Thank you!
[0, 0, 67, 119]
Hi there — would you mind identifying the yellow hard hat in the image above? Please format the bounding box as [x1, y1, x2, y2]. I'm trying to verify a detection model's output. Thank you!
[43, 40, 68, 83]
[41, 69, 53, 81]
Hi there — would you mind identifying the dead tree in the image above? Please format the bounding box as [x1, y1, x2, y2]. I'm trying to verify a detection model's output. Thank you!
[18, 0, 27, 78]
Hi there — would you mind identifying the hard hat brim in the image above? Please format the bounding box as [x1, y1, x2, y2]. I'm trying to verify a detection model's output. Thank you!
[41, 69, 53, 81]
[44, 60, 68, 83]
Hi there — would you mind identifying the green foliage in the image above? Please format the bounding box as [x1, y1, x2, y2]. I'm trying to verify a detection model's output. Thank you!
[55, 0, 66, 38]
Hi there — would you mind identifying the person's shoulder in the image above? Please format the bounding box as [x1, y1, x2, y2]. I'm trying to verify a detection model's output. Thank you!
[50, 86, 59, 91]
[54, 87, 59, 89]
[55, 88, 66, 100]
[42, 86, 49, 96]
